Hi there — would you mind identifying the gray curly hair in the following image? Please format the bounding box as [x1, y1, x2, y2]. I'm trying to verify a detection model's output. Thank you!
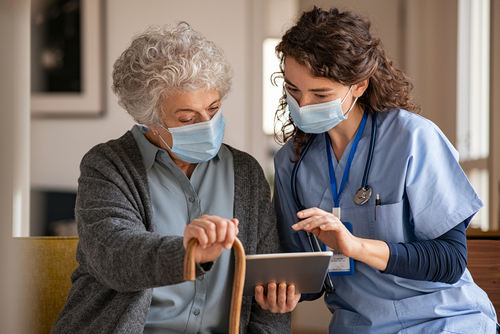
[112, 22, 233, 126]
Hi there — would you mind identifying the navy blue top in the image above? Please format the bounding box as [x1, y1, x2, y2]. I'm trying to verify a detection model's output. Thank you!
[385, 221, 468, 284]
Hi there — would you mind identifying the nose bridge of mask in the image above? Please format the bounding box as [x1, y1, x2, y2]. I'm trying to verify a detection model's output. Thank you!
[172, 117, 225, 147]
[156, 109, 225, 163]
[156, 109, 223, 148]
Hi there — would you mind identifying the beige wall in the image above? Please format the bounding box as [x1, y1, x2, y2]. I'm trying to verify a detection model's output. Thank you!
[403, 0, 458, 143]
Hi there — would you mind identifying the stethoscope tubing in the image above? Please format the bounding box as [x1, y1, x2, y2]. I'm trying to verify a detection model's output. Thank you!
[291, 134, 316, 211]
[289, 110, 376, 294]
[361, 112, 377, 189]
[291, 110, 377, 210]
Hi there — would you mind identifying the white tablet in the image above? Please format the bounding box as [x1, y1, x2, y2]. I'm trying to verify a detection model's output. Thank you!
[243, 251, 333, 296]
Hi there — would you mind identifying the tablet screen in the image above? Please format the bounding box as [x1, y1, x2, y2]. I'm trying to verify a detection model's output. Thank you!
[243, 251, 333, 296]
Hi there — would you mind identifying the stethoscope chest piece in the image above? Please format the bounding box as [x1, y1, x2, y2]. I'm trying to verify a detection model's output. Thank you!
[354, 186, 372, 205]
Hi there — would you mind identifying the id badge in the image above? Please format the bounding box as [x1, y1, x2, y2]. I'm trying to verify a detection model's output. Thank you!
[326, 245, 353, 273]
[327, 207, 354, 276]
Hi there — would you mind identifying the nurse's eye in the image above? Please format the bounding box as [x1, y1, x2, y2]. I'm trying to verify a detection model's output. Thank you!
[286, 85, 299, 93]
[315, 94, 329, 99]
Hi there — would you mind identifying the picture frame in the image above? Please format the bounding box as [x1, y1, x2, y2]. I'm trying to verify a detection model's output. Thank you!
[30, 0, 103, 117]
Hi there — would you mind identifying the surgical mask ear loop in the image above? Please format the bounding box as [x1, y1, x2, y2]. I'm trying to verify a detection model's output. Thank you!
[343, 97, 359, 117]
[341, 85, 358, 118]
[340, 85, 354, 104]
[156, 124, 173, 151]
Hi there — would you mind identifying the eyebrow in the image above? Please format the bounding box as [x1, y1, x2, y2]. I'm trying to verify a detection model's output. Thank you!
[284, 79, 333, 92]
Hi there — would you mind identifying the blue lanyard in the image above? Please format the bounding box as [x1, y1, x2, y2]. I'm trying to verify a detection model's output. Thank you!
[326, 110, 369, 207]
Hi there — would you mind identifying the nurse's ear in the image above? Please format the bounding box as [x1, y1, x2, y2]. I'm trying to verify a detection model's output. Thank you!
[352, 79, 369, 98]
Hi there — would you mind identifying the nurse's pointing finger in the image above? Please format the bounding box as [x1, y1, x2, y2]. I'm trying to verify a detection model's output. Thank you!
[297, 207, 328, 219]
[292, 215, 320, 230]
[291, 222, 302, 230]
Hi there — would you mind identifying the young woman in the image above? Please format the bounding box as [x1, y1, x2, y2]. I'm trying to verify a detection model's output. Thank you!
[272, 6, 498, 333]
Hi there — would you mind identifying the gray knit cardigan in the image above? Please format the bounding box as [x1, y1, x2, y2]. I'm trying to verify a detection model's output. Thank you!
[50, 131, 291, 333]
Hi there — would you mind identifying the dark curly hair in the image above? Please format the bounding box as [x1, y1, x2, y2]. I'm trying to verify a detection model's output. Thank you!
[273, 6, 420, 161]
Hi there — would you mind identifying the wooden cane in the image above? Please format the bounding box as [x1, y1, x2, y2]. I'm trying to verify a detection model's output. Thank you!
[184, 237, 246, 334]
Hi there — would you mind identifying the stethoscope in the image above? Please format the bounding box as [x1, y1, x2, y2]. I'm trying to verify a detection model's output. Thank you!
[291, 109, 377, 210]
[290, 109, 377, 293]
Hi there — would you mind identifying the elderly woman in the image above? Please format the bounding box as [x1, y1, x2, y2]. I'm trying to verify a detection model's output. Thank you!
[50, 22, 291, 334]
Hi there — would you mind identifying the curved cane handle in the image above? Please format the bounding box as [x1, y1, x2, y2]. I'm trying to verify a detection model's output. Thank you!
[183, 237, 246, 334]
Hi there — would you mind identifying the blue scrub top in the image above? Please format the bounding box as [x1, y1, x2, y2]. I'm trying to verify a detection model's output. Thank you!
[273, 109, 497, 333]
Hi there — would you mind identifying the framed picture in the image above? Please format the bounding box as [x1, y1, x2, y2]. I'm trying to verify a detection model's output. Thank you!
[30, 0, 103, 116]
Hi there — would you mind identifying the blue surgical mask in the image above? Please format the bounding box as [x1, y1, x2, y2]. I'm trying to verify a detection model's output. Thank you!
[157, 109, 226, 163]
[286, 86, 357, 134]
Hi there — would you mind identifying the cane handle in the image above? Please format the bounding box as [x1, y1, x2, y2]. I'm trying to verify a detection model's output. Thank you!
[183, 237, 246, 334]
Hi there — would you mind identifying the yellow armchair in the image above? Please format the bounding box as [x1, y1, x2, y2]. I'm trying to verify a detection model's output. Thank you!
[17, 237, 78, 334]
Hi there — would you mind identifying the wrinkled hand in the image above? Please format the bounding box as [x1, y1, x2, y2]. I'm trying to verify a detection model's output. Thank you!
[183, 215, 239, 264]
[292, 207, 360, 259]
[254, 283, 300, 313]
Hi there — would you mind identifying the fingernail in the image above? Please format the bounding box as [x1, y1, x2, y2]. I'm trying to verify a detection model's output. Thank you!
[292, 224, 298, 229]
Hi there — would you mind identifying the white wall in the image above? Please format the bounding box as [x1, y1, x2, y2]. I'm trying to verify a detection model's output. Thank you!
[31, 0, 253, 191]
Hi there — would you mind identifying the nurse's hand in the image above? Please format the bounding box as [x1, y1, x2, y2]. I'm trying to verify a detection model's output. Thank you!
[293, 208, 358, 257]
[183, 215, 239, 264]
[293, 208, 390, 271]
[254, 283, 301, 313]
